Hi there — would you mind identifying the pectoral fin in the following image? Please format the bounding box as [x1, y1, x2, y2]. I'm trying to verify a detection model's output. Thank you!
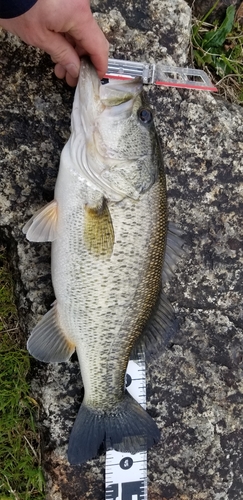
[84, 199, 114, 257]
[27, 303, 75, 363]
[23, 200, 58, 242]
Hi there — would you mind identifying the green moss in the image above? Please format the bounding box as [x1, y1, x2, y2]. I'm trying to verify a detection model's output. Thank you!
[192, 2, 243, 104]
[0, 251, 45, 499]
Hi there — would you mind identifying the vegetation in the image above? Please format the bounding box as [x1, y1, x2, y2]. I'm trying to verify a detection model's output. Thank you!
[0, 249, 45, 500]
[191, 1, 243, 104]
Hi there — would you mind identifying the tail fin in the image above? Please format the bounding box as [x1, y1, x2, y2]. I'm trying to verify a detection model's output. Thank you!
[68, 393, 160, 465]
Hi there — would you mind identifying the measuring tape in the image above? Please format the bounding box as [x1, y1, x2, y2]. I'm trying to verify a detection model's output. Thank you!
[105, 354, 147, 500]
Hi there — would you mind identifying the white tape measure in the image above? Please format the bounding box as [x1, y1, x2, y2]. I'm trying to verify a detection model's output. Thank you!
[105, 355, 147, 500]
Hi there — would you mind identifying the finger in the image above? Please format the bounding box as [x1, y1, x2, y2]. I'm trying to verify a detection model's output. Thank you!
[54, 63, 66, 80]
[40, 30, 81, 79]
[50, 35, 75, 64]
[64, 32, 76, 47]
[69, 18, 109, 79]
[89, 45, 109, 79]
[65, 72, 79, 87]
[54, 45, 88, 85]
[54, 63, 78, 86]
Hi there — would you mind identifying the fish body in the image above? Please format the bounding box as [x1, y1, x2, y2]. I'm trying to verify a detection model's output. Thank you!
[24, 59, 181, 464]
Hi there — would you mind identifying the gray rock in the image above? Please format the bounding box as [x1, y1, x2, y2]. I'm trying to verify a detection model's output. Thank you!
[0, 0, 242, 498]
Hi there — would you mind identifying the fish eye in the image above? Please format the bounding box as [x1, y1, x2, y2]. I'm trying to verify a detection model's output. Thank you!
[138, 108, 153, 125]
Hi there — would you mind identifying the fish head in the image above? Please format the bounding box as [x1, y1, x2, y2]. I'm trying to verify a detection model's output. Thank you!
[70, 58, 161, 201]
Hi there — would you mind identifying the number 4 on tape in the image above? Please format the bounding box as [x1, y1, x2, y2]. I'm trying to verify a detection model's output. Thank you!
[105, 356, 147, 500]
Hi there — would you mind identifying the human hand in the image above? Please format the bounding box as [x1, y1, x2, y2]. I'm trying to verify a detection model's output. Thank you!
[0, 0, 109, 86]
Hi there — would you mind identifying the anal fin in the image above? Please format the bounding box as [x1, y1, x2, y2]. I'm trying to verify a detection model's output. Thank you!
[23, 200, 58, 242]
[27, 303, 75, 363]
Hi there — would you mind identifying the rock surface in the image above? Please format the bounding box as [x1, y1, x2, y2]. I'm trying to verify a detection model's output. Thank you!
[0, 0, 243, 499]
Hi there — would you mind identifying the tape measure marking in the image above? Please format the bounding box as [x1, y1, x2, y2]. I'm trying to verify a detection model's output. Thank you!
[105, 356, 147, 500]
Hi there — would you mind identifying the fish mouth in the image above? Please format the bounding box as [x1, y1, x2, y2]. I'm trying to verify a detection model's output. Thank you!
[80, 58, 143, 112]
[100, 78, 143, 107]
[74, 57, 143, 119]
[99, 78, 143, 123]
[69, 58, 144, 201]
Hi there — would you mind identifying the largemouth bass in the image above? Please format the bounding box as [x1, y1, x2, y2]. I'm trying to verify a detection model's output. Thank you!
[24, 58, 182, 465]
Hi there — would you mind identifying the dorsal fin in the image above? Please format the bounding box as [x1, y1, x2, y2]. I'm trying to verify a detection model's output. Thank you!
[131, 290, 178, 361]
[131, 222, 185, 361]
[162, 222, 185, 282]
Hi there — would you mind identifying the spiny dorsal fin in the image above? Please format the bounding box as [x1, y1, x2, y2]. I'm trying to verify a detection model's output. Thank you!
[84, 199, 114, 257]
[23, 200, 58, 242]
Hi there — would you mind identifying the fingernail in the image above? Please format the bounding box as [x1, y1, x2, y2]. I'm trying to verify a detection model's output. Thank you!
[65, 63, 79, 78]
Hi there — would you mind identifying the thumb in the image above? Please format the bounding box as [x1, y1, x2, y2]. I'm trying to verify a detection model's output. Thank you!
[41, 31, 80, 79]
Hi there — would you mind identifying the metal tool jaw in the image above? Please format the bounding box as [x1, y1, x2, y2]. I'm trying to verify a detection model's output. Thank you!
[105, 58, 217, 92]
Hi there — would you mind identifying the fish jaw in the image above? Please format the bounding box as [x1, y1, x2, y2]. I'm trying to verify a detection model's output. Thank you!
[70, 58, 102, 141]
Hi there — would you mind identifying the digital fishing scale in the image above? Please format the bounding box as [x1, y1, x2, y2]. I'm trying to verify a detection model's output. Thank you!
[104, 58, 217, 500]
